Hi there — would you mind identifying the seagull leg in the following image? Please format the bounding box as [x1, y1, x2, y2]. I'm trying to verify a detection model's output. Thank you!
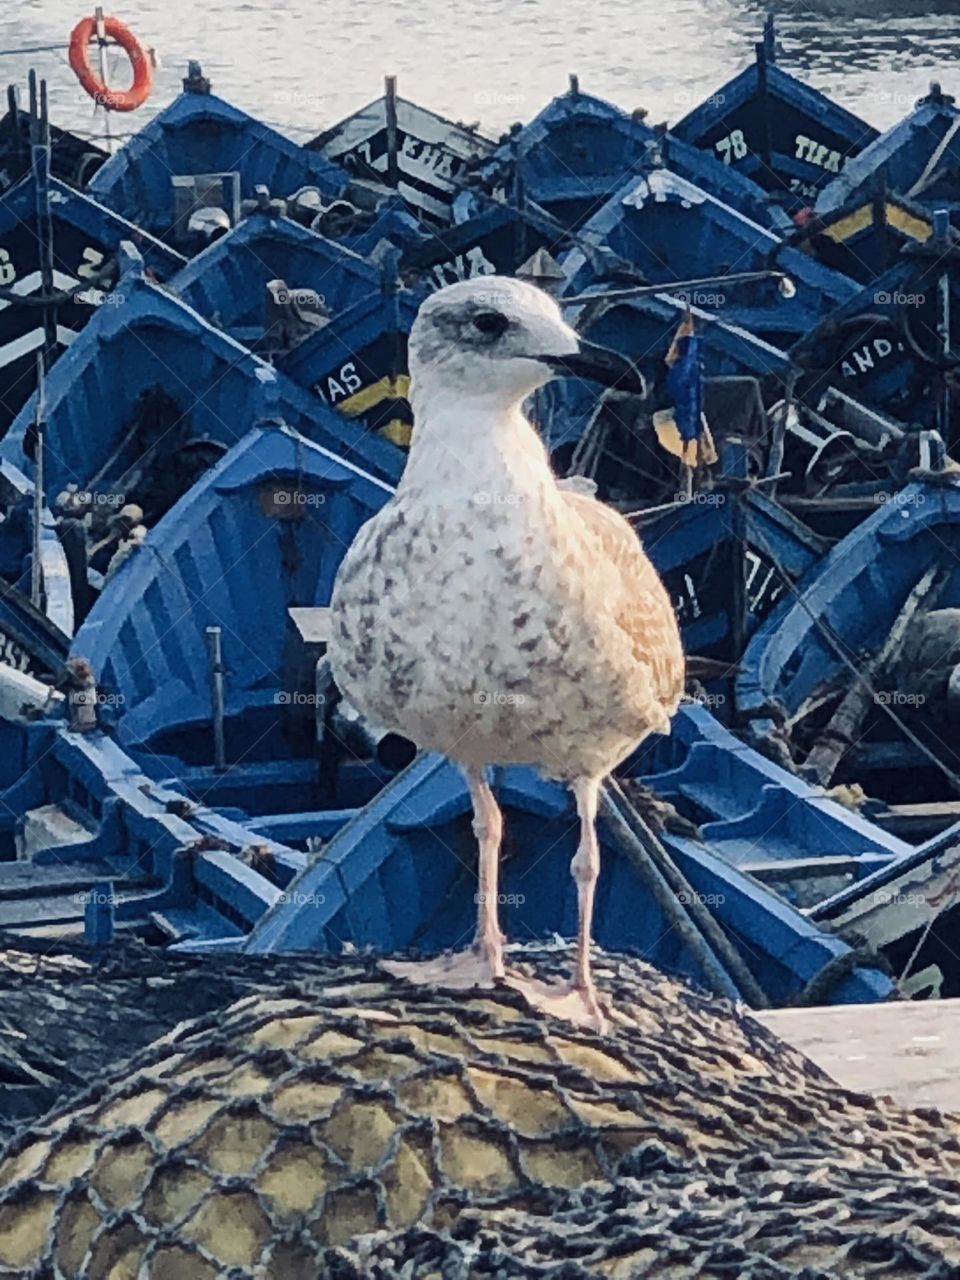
[505, 776, 609, 1033]
[383, 764, 506, 989]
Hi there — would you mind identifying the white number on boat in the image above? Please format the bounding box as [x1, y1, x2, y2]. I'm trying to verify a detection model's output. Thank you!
[0, 248, 16, 286]
[77, 247, 106, 279]
[714, 129, 748, 164]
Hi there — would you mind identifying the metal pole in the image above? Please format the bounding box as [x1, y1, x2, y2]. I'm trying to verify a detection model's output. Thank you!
[27, 68, 37, 143]
[384, 74, 399, 189]
[33, 85, 56, 360]
[30, 352, 44, 609]
[206, 626, 226, 771]
[940, 272, 951, 442]
[95, 7, 113, 154]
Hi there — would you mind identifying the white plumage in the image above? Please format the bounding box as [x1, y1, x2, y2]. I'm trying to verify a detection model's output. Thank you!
[329, 276, 683, 1029]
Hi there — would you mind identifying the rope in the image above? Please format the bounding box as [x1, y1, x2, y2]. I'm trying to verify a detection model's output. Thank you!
[0, 262, 117, 308]
[0, 44, 68, 57]
[906, 113, 960, 199]
[790, 945, 893, 1007]
[783, 572, 960, 797]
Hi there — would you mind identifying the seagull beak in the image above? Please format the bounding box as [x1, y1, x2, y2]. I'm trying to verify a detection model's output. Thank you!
[538, 340, 647, 396]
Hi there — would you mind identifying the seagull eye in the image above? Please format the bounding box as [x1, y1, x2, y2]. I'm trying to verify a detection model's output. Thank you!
[473, 311, 510, 338]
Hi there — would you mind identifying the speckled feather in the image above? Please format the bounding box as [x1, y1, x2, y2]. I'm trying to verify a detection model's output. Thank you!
[328, 277, 684, 784]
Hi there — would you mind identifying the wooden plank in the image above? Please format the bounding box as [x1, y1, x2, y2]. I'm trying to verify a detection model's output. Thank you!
[756, 1000, 960, 1111]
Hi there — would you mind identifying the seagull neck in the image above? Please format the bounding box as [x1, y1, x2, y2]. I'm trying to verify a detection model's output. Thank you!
[401, 387, 551, 494]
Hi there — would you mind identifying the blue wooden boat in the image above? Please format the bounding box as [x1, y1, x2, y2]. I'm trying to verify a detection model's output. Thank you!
[0, 152, 184, 429]
[244, 714, 900, 1005]
[737, 474, 960, 836]
[403, 195, 563, 289]
[636, 482, 830, 663]
[0, 421, 896, 1003]
[0, 424, 398, 948]
[471, 82, 793, 235]
[790, 214, 960, 439]
[788, 191, 935, 285]
[87, 63, 346, 245]
[280, 260, 421, 445]
[0, 82, 107, 194]
[673, 16, 878, 209]
[817, 83, 960, 223]
[168, 206, 380, 348]
[337, 194, 430, 260]
[561, 170, 858, 351]
[0, 721, 304, 946]
[812, 821, 960, 1000]
[0, 577, 67, 681]
[308, 81, 495, 224]
[0, 250, 404, 628]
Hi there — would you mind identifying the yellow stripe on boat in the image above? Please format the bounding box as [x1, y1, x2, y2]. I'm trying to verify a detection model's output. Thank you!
[338, 374, 412, 417]
[825, 203, 931, 244]
[824, 205, 873, 242]
[886, 205, 932, 242]
[379, 418, 413, 446]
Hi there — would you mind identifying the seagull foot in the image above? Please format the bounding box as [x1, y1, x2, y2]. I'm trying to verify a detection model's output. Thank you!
[383, 944, 505, 991]
[503, 974, 609, 1035]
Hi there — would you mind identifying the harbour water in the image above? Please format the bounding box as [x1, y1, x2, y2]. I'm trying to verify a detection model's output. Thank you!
[5, 0, 960, 147]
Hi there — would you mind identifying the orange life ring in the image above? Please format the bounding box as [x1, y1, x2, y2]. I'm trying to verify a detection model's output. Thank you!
[68, 14, 152, 113]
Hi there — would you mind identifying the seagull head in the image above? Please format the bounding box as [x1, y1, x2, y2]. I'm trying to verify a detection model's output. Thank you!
[409, 276, 645, 405]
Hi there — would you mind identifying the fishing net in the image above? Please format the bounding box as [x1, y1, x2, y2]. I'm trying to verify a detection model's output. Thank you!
[0, 947, 958, 1278]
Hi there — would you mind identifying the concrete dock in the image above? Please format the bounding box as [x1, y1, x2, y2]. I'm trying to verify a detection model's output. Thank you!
[757, 998, 960, 1112]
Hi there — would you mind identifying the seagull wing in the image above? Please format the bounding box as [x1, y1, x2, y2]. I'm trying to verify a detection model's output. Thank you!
[559, 487, 684, 728]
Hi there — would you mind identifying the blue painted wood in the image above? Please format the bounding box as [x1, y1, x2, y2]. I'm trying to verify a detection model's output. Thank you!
[243, 736, 897, 1005]
[738, 479, 960, 729]
[674, 46, 877, 207]
[170, 211, 379, 339]
[88, 81, 345, 237]
[560, 169, 857, 349]
[0, 168, 185, 427]
[475, 87, 792, 234]
[818, 87, 960, 219]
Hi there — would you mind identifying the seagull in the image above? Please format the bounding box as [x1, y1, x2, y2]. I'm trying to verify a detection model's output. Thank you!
[328, 276, 684, 1031]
